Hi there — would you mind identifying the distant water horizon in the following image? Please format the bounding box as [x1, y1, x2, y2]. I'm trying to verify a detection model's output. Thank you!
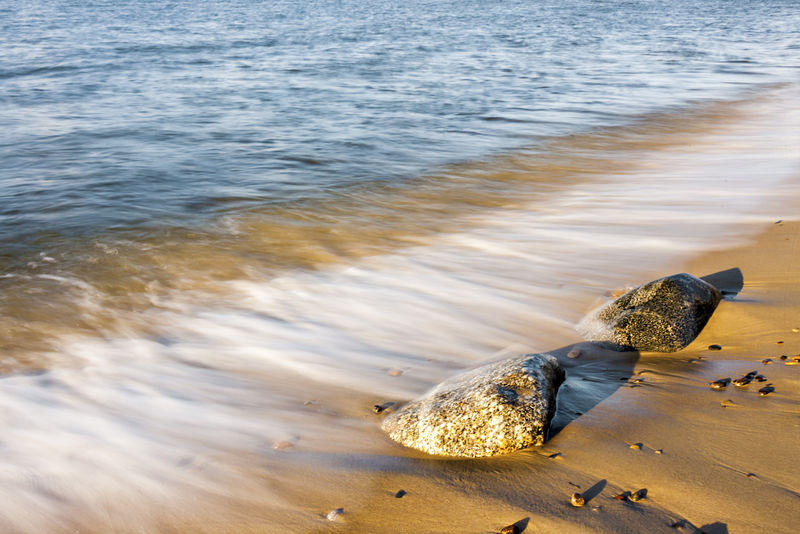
[0, 0, 799, 532]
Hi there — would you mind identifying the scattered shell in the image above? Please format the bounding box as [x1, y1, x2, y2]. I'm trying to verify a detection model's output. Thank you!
[394, 489, 407, 498]
[500, 525, 520, 534]
[630, 488, 648, 502]
[567, 348, 582, 359]
[387, 368, 404, 377]
[570, 492, 585, 507]
[614, 492, 629, 501]
[272, 441, 293, 451]
[654, 449, 663, 455]
[707, 344, 722, 351]
[762, 358, 773, 365]
[326, 508, 344, 521]
[629, 443, 642, 450]
[758, 385, 775, 396]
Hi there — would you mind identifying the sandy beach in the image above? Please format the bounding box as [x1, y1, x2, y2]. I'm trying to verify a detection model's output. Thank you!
[264, 218, 800, 534]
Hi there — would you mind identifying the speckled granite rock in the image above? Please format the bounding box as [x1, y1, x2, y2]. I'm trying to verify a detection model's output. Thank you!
[381, 353, 564, 458]
[578, 272, 721, 352]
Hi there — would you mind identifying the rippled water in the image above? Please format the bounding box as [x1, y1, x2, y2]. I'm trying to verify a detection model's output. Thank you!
[1, 0, 799, 532]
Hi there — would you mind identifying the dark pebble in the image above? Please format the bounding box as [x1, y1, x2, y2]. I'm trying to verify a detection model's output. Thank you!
[614, 492, 630, 501]
[758, 385, 775, 396]
[630, 488, 648, 502]
[373, 404, 384, 414]
[780, 355, 788, 360]
[755, 374, 767, 382]
[708, 344, 722, 351]
[395, 489, 407, 498]
[710, 380, 727, 390]
[500, 525, 520, 534]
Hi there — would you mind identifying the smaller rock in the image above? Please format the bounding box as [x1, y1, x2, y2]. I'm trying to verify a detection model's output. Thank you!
[629, 443, 642, 450]
[630, 488, 648, 502]
[762, 358, 773, 365]
[373, 404, 384, 414]
[326, 508, 344, 521]
[388, 368, 404, 377]
[720, 399, 737, 408]
[614, 492, 629, 501]
[394, 489, 406, 498]
[570, 492, 585, 507]
[754, 374, 767, 382]
[272, 441, 293, 451]
[792, 328, 799, 333]
[567, 348, 582, 359]
[654, 449, 663, 454]
[708, 344, 722, 351]
[500, 525, 520, 534]
[776, 340, 784, 345]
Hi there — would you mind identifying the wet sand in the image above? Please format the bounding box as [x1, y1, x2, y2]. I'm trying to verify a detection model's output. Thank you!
[281, 219, 800, 534]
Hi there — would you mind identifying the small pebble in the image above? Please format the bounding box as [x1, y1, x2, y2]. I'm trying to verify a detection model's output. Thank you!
[326, 508, 344, 521]
[708, 344, 722, 351]
[776, 340, 784, 345]
[395, 489, 407, 498]
[373, 404, 385, 414]
[567, 348, 582, 359]
[792, 328, 799, 333]
[758, 385, 775, 396]
[732, 377, 751, 388]
[709, 380, 727, 390]
[629, 443, 642, 450]
[654, 449, 663, 455]
[745, 371, 758, 378]
[500, 525, 520, 534]
[754, 374, 767, 382]
[630, 488, 648, 502]
[614, 492, 629, 501]
[272, 441, 293, 451]
[570, 492, 585, 507]
[762, 358, 773, 365]
[720, 399, 737, 408]
[780, 355, 788, 360]
[387, 368, 404, 377]
[591, 506, 602, 512]
[786, 360, 798, 366]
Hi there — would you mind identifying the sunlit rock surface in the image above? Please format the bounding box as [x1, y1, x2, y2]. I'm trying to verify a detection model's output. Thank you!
[579, 272, 721, 352]
[382, 353, 564, 458]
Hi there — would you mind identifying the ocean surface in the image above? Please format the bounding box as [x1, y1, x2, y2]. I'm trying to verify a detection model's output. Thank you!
[1, 0, 799, 531]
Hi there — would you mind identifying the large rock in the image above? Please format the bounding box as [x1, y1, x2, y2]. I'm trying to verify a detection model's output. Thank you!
[381, 353, 565, 458]
[578, 272, 721, 352]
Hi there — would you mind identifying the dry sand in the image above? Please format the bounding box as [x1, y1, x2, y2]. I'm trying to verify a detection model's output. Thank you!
[279, 219, 800, 534]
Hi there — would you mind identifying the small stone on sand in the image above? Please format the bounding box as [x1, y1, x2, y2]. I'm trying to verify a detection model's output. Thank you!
[394, 489, 406, 498]
[758, 385, 775, 396]
[792, 328, 799, 333]
[388, 368, 404, 376]
[567, 348, 582, 359]
[629, 443, 642, 450]
[500, 525, 520, 534]
[708, 344, 722, 351]
[614, 492, 629, 501]
[272, 441, 293, 451]
[762, 358, 773, 364]
[654, 449, 663, 454]
[326, 508, 344, 521]
[630, 488, 648, 502]
[570, 492, 585, 507]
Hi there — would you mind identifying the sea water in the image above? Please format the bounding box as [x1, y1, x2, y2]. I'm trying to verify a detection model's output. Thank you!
[0, 0, 799, 531]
